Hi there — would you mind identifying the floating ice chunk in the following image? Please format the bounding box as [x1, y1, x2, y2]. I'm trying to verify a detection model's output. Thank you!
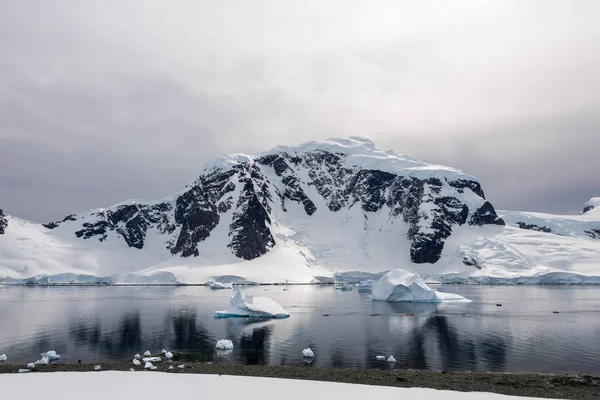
[18, 369, 30, 373]
[215, 339, 234, 350]
[376, 355, 386, 361]
[143, 357, 161, 363]
[177, 365, 185, 369]
[388, 355, 397, 363]
[214, 289, 290, 319]
[371, 269, 468, 303]
[34, 357, 49, 365]
[0, 354, 6, 361]
[143, 350, 151, 357]
[144, 362, 157, 370]
[168, 365, 174, 370]
[27, 363, 35, 369]
[336, 284, 353, 291]
[134, 354, 141, 360]
[41, 351, 60, 361]
[358, 280, 375, 293]
[94, 365, 101, 371]
[133, 359, 141, 366]
[302, 348, 314, 358]
[210, 281, 233, 290]
[165, 351, 173, 359]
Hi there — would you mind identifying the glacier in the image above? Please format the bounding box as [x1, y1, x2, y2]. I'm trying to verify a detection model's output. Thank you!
[0, 137, 599, 286]
[214, 289, 290, 319]
[371, 269, 468, 302]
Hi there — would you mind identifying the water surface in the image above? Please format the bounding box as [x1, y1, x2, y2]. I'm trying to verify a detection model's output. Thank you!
[0, 285, 599, 374]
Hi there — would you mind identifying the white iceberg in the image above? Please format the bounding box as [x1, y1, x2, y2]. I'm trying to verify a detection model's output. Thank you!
[143, 350, 151, 357]
[302, 348, 314, 358]
[34, 357, 49, 365]
[143, 357, 161, 363]
[388, 355, 397, 363]
[214, 289, 290, 319]
[41, 351, 60, 361]
[94, 365, 101, 371]
[371, 269, 468, 303]
[215, 339, 234, 350]
[375, 355, 386, 360]
[165, 351, 173, 359]
[210, 281, 233, 290]
[0, 354, 6, 361]
[27, 363, 35, 369]
[133, 359, 141, 366]
[134, 354, 141, 360]
[144, 362, 157, 370]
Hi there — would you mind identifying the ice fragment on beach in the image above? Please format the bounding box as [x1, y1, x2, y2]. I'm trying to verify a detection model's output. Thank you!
[34, 357, 49, 365]
[133, 359, 141, 366]
[94, 365, 101, 371]
[18, 369, 30, 373]
[165, 351, 173, 359]
[215, 340, 234, 350]
[144, 362, 157, 370]
[27, 363, 35, 369]
[41, 351, 60, 361]
[143, 357, 161, 363]
[143, 351, 151, 357]
[169, 366, 174, 370]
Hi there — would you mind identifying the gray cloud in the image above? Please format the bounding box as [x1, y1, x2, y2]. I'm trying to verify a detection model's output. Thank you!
[0, 0, 599, 221]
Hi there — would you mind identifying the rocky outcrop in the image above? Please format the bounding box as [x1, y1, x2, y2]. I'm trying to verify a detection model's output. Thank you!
[41, 140, 504, 265]
[517, 222, 552, 233]
[0, 209, 7, 235]
[585, 229, 600, 240]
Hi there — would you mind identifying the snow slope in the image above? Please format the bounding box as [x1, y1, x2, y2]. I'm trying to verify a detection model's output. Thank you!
[0, 372, 548, 400]
[0, 137, 599, 285]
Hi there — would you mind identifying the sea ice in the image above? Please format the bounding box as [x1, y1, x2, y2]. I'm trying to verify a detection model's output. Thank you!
[143, 357, 161, 363]
[302, 348, 314, 358]
[41, 350, 60, 361]
[27, 363, 35, 369]
[143, 350, 151, 357]
[0, 354, 6, 361]
[144, 362, 157, 370]
[214, 289, 290, 319]
[215, 339, 234, 350]
[371, 269, 468, 302]
[34, 357, 49, 365]
[133, 359, 141, 366]
[165, 351, 174, 359]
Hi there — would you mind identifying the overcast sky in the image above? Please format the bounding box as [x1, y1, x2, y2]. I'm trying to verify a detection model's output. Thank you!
[1, 0, 599, 222]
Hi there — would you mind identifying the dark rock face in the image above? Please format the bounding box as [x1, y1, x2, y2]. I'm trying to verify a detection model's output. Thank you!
[0, 209, 7, 235]
[585, 229, 600, 240]
[517, 222, 552, 233]
[583, 205, 594, 214]
[45, 148, 504, 265]
[463, 256, 482, 270]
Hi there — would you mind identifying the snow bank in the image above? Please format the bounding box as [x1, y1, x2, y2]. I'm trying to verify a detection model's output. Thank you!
[0, 372, 545, 399]
[215, 340, 234, 350]
[371, 269, 468, 302]
[214, 289, 290, 319]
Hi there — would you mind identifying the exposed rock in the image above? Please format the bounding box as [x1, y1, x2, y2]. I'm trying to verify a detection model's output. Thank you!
[585, 229, 600, 240]
[517, 222, 552, 233]
[0, 209, 7, 235]
[462, 256, 482, 270]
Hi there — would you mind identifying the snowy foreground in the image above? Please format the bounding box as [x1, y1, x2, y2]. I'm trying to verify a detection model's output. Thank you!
[0, 372, 547, 400]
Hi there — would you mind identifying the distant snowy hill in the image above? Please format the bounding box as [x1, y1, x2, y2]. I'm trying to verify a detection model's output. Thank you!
[1, 138, 598, 284]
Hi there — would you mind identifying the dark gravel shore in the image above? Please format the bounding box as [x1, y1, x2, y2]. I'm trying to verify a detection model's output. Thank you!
[1, 361, 598, 399]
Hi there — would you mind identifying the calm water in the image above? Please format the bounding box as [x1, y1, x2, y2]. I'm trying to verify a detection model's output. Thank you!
[1, 285, 599, 374]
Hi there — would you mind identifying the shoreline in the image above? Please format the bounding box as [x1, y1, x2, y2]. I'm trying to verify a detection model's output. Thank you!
[1, 361, 598, 399]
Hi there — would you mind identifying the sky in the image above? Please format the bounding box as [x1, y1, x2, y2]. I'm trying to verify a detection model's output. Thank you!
[0, 0, 599, 222]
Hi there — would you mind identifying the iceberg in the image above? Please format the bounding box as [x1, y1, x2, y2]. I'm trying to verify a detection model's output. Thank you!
[215, 339, 234, 350]
[0, 354, 6, 362]
[302, 348, 314, 358]
[210, 281, 233, 290]
[214, 289, 290, 319]
[371, 269, 468, 303]
[388, 355, 397, 363]
[41, 351, 60, 361]
[336, 284, 353, 291]
[357, 280, 374, 293]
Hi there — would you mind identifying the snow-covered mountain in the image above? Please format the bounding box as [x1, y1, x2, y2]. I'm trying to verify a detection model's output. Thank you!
[1, 138, 599, 284]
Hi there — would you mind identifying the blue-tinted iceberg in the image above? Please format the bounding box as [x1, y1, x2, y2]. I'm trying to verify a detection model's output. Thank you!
[214, 289, 290, 319]
[371, 269, 468, 303]
[357, 280, 374, 293]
